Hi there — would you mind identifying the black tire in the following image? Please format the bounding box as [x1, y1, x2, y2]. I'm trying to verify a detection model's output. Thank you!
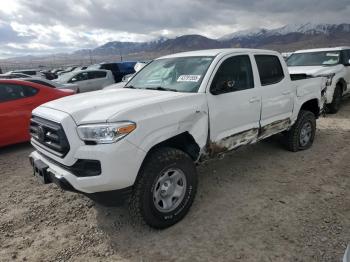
[129, 147, 198, 229]
[327, 84, 342, 114]
[285, 110, 316, 152]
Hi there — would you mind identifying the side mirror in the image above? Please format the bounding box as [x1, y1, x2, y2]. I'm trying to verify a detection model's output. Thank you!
[70, 78, 77, 83]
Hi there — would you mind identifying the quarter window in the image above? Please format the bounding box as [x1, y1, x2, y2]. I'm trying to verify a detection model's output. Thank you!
[255, 55, 284, 86]
[210, 55, 254, 95]
[0, 84, 38, 102]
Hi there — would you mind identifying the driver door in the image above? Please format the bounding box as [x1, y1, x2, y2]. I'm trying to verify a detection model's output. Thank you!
[206, 54, 261, 153]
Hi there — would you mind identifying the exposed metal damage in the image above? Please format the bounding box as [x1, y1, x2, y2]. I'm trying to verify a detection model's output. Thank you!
[200, 118, 291, 161]
[205, 128, 259, 158]
[259, 118, 291, 140]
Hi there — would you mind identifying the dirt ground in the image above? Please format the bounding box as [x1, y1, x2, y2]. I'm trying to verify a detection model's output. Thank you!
[1, 100, 350, 262]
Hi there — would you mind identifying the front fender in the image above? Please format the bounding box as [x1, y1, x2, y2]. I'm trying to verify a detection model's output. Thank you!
[125, 94, 209, 155]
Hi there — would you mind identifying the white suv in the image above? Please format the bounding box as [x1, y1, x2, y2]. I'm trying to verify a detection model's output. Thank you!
[288, 46, 350, 113]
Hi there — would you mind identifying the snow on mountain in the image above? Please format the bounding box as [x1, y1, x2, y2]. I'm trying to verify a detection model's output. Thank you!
[219, 28, 266, 40]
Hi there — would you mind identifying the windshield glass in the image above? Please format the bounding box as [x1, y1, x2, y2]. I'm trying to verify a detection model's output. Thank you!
[287, 51, 340, 66]
[125, 56, 214, 92]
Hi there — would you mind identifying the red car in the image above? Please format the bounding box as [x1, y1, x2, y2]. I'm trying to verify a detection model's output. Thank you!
[0, 79, 75, 147]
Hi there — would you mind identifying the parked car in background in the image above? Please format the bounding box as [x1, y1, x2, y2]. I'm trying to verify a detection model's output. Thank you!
[51, 69, 64, 75]
[40, 70, 57, 80]
[19, 77, 79, 92]
[134, 61, 149, 72]
[57, 66, 78, 76]
[9, 69, 44, 78]
[112, 61, 151, 84]
[29, 48, 326, 228]
[88, 62, 136, 83]
[0, 79, 74, 147]
[287, 46, 350, 113]
[0, 73, 31, 79]
[122, 73, 134, 82]
[54, 69, 114, 92]
[73, 66, 88, 71]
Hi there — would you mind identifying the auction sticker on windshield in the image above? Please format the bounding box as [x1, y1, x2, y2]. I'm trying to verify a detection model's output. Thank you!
[177, 75, 201, 82]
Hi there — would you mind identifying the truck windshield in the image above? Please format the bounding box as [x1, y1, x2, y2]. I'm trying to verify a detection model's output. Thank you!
[287, 51, 340, 66]
[125, 56, 214, 92]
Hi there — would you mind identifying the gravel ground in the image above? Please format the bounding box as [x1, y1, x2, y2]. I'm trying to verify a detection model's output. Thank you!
[1, 99, 350, 262]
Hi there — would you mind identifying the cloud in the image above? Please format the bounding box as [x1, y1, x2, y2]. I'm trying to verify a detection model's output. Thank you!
[0, 0, 350, 58]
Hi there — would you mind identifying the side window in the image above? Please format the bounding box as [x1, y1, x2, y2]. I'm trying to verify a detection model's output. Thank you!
[255, 55, 284, 86]
[0, 84, 38, 103]
[88, 71, 107, 79]
[345, 50, 350, 65]
[210, 55, 254, 95]
[70, 72, 88, 82]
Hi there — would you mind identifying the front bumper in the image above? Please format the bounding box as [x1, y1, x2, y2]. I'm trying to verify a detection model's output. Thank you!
[29, 136, 146, 194]
[29, 157, 133, 205]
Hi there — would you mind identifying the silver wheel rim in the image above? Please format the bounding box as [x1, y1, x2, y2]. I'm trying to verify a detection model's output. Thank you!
[300, 122, 312, 147]
[153, 168, 187, 213]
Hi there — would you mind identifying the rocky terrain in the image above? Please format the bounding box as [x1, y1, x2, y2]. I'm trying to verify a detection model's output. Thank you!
[0, 99, 350, 261]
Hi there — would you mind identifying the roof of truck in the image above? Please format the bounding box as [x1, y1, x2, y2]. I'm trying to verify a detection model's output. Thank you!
[159, 48, 279, 59]
[294, 46, 350, 53]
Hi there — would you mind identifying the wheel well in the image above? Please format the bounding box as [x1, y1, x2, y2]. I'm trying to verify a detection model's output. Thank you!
[149, 132, 200, 161]
[300, 99, 319, 118]
[337, 78, 347, 93]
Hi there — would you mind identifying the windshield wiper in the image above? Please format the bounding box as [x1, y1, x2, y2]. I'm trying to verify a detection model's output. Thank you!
[145, 86, 178, 92]
[124, 85, 136, 89]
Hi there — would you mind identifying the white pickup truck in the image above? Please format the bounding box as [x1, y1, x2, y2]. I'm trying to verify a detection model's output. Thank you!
[29, 49, 326, 228]
[288, 46, 350, 113]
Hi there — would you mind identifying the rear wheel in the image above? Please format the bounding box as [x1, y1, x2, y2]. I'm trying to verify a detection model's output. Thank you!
[129, 147, 198, 229]
[327, 84, 342, 114]
[285, 110, 316, 152]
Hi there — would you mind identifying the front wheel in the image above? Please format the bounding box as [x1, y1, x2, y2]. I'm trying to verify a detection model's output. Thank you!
[129, 147, 198, 229]
[284, 110, 316, 152]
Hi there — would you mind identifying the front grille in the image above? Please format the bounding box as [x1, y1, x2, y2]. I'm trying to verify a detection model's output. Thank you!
[30, 116, 70, 157]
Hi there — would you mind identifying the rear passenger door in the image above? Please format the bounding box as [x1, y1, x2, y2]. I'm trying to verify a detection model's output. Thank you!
[207, 55, 261, 152]
[254, 55, 293, 134]
[87, 71, 108, 90]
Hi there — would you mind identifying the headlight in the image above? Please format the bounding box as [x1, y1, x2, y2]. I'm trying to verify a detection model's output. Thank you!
[318, 73, 335, 87]
[77, 122, 136, 144]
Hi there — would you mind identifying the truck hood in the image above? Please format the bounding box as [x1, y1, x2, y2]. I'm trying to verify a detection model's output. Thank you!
[40, 88, 198, 124]
[288, 64, 344, 76]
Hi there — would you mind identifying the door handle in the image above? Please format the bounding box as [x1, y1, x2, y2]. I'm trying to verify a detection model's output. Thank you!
[282, 91, 291, 95]
[249, 97, 260, 103]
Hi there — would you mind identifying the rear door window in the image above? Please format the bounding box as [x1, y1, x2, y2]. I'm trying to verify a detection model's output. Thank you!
[255, 55, 285, 86]
[88, 71, 107, 79]
[0, 84, 38, 102]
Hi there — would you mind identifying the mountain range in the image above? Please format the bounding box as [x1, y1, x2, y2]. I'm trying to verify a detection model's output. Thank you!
[2, 23, 350, 69]
[75, 23, 350, 59]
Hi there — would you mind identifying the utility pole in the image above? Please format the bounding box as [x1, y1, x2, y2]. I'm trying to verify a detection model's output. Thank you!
[89, 50, 93, 65]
